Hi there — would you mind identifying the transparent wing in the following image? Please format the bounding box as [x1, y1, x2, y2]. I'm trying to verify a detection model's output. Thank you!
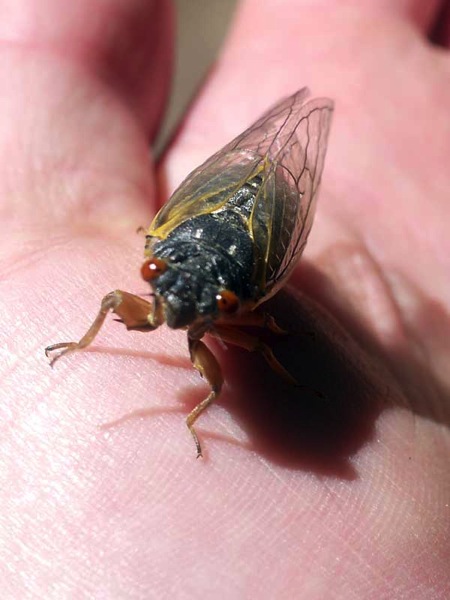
[148, 89, 333, 300]
[148, 89, 312, 240]
[248, 94, 334, 296]
[148, 148, 264, 239]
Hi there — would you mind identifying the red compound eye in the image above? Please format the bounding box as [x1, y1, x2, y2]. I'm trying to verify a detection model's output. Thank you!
[216, 290, 239, 313]
[141, 258, 167, 281]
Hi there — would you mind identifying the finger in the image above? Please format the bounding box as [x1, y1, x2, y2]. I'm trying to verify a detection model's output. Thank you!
[429, 1, 450, 47]
[165, 0, 345, 185]
[0, 1, 173, 232]
[366, 0, 444, 32]
[0, 0, 174, 135]
[164, 0, 448, 191]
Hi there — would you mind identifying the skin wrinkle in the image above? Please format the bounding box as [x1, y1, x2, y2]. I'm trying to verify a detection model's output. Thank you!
[322, 243, 408, 345]
[291, 490, 391, 592]
[304, 237, 450, 422]
[255, 457, 380, 575]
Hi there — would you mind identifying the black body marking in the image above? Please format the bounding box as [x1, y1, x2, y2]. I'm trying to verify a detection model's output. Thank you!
[151, 213, 255, 329]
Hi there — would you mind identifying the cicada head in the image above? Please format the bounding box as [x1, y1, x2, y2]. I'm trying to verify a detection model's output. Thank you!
[141, 251, 241, 334]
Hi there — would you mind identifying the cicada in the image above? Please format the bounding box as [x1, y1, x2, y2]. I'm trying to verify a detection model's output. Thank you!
[46, 88, 334, 457]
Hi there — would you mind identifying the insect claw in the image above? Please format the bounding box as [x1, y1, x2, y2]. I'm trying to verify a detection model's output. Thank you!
[265, 315, 288, 335]
[48, 355, 59, 368]
[46, 351, 62, 368]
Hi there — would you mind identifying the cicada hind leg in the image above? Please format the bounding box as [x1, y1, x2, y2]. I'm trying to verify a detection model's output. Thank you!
[211, 325, 298, 387]
[45, 290, 156, 365]
[211, 318, 325, 400]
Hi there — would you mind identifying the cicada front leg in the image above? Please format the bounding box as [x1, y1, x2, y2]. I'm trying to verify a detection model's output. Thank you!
[45, 290, 156, 366]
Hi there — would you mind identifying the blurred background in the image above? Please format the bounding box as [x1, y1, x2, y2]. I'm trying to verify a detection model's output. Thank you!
[155, 0, 238, 155]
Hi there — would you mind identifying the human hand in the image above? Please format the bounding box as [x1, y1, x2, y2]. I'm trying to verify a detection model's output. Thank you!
[1, 0, 449, 597]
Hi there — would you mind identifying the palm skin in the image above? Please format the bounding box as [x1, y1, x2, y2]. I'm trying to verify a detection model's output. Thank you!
[1, 1, 449, 598]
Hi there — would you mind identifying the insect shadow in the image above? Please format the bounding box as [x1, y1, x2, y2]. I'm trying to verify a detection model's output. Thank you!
[297, 256, 450, 426]
[190, 286, 388, 479]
